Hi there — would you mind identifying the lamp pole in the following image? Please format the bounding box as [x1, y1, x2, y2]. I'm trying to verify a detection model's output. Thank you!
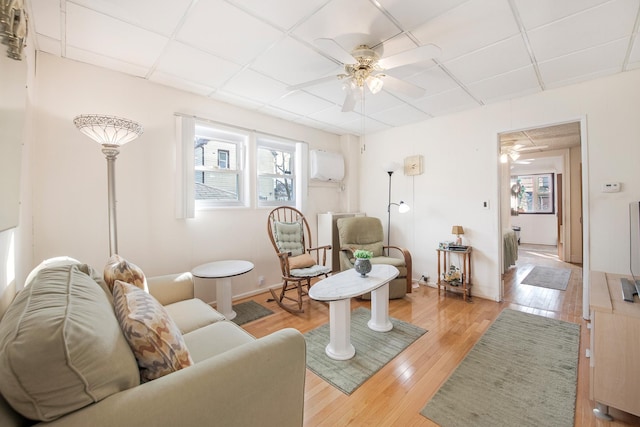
[102, 145, 120, 256]
[387, 170, 393, 254]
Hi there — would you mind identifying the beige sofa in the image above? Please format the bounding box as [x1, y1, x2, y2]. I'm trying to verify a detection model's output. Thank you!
[0, 260, 306, 427]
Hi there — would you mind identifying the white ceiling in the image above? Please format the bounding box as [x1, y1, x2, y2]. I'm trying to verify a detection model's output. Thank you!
[28, 0, 640, 136]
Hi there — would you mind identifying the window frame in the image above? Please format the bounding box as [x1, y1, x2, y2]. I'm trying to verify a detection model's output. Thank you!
[193, 121, 248, 209]
[256, 136, 297, 208]
[217, 149, 230, 169]
[511, 173, 555, 214]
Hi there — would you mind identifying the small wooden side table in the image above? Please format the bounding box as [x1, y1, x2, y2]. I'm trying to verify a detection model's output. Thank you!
[436, 247, 472, 301]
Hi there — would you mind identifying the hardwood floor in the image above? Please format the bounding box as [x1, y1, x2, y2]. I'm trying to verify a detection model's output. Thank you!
[238, 246, 640, 426]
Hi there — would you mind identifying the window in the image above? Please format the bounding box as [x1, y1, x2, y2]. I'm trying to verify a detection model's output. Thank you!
[193, 121, 247, 208]
[218, 149, 229, 169]
[511, 173, 554, 214]
[176, 115, 307, 215]
[257, 136, 296, 207]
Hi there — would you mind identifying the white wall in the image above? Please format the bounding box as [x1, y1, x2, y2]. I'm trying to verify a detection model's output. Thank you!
[29, 54, 346, 303]
[361, 68, 640, 301]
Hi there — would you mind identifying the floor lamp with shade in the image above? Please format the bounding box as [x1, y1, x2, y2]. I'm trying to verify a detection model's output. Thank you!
[384, 161, 410, 253]
[73, 114, 143, 257]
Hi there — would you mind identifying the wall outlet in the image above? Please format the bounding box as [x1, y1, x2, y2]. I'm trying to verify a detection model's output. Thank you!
[258, 276, 265, 286]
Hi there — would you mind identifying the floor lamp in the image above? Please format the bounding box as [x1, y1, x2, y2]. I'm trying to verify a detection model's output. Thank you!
[384, 162, 410, 254]
[73, 115, 143, 256]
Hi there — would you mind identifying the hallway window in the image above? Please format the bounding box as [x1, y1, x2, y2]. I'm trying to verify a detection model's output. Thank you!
[511, 173, 554, 214]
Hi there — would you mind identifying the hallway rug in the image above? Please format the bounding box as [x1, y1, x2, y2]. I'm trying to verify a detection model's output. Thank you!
[521, 266, 571, 290]
[304, 307, 426, 395]
[420, 309, 580, 427]
[230, 301, 274, 326]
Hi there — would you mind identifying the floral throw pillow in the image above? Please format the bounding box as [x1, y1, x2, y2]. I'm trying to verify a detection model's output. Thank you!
[104, 254, 147, 292]
[112, 280, 193, 382]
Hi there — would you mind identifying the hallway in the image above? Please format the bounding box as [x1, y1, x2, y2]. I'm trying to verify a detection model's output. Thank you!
[503, 243, 583, 318]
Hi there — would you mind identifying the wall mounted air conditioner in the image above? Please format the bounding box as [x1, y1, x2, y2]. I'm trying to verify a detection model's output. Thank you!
[310, 150, 344, 181]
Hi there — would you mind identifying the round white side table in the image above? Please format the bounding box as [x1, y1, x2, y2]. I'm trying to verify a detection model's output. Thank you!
[192, 260, 254, 320]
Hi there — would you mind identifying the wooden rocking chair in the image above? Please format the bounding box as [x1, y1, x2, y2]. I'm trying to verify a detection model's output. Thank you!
[267, 207, 331, 313]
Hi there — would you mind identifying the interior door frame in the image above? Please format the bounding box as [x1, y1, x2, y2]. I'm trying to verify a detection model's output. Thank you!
[496, 116, 590, 319]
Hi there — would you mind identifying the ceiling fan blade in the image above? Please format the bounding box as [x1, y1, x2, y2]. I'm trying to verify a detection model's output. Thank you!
[378, 44, 441, 70]
[341, 81, 357, 112]
[286, 74, 342, 91]
[315, 38, 357, 64]
[516, 145, 549, 152]
[381, 75, 425, 98]
[342, 92, 356, 112]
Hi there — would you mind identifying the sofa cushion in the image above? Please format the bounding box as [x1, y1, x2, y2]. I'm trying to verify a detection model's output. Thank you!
[183, 321, 255, 363]
[104, 254, 148, 292]
[163, 298, 225, 334]
[112, 280, 194, 382]
[0, 264, 140, 422]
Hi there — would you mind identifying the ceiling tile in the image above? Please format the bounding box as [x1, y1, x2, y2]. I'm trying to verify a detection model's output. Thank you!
[377, 0, 469, 31]
[269, 91, 335, 116]
[35, 35, 62, 56]
[228, 0, 329, 30]
[514, 0, 616, 30]
[369, 104, 431, 127]
[30, 0, 61, 40]
[66, 3, 168, 68]
[402, 65, 459, 97]
[210, 92, 263, 111]
[176, 0, 283, 65]
[538, 38, 628, 87]
[467, 65, 541, 104]
[410, 0, 520, 62]
[71, 0, 193, 36]
[221, 69, 289, 104]
[412, 87, 480, 116]
[292, 0, 401, 49]
[65, 46, 149, 77]
[629, 37, 640, 69]
[357, 90, 405, 114]
[528, 0, 638, 62]
[308, 106, 361, 125]
[251, 36, 341, 86]
[149, 71, 214, 96]
[342, 116, 390, 135]
[302, 79, 349, 105]
[444, 35, 532, 85]
[154, 42, 242, 88]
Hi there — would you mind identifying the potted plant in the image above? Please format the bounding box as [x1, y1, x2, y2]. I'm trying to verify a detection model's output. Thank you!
[353, 249, 373, 277]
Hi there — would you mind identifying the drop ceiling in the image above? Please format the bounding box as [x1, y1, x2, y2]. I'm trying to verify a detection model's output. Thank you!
[28, 0, 640, 136]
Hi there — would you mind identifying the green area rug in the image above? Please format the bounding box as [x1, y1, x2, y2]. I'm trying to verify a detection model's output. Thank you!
[521, 266, 571, 290]
[421, 309, 580, 427]
[304, 307, 426, 395]
[230, 300, 273, 326]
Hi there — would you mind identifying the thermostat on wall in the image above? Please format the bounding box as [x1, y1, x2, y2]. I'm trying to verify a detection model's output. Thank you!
[602, 182, 620, 193]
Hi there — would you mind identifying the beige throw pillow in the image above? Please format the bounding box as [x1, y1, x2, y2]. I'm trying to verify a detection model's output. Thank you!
[112, 280, 193, 382]
[104, 254, 148, 292]
[288, 253, 316, 269]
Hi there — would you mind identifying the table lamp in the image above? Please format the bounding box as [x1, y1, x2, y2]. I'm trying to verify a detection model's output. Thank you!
[451, 225, 464, 245]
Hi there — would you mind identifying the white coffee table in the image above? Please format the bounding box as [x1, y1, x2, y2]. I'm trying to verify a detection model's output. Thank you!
[308, 264, 399, 360]
[192, 260, 254, 320]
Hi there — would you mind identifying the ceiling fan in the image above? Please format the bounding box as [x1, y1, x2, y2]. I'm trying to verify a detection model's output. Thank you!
[501, 143, 549, 162]
[287, 38, 441, 112]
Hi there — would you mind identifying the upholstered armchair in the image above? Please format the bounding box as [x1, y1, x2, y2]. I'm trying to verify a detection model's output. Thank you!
[336, 216, 412, 299]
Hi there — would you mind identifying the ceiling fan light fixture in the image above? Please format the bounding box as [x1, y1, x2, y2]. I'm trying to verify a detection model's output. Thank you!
[366, 75, 384, 94]
[500, 153, 508, 163]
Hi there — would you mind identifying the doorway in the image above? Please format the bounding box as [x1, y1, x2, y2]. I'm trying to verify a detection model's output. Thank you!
[498, 121, 585, 310]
